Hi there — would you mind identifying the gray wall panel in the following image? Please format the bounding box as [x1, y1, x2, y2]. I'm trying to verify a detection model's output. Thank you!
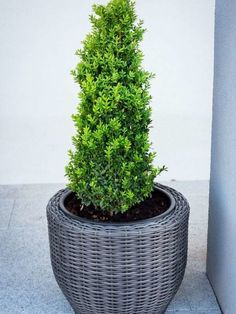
[207, 1, 236, 313]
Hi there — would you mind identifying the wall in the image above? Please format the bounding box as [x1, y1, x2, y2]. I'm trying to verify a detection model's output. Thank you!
[0, 0, 215, 184]
[207, 0, 236, 313]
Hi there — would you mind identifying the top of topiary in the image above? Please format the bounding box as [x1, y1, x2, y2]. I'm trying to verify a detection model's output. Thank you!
[66, 0, 166, 214]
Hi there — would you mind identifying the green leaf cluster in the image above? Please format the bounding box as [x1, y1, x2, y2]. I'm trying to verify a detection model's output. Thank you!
[66, 0, 166, 213]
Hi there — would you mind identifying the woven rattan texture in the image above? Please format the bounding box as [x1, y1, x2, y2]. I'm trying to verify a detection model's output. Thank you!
[47, 184, 189, 314]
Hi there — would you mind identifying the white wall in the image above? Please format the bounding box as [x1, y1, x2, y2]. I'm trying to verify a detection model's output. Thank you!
[0, 0, 215, 184]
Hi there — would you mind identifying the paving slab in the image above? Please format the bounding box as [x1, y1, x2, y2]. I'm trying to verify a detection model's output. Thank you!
[166, 284, 191, 312]
[0, 225, 73, 314]
[188, 223, 208, 271]
[0, 199, 14, 229]
[183, 271, 220, 312]
[166, 310, 221, 314]
[0, 183, 65, 200]
[188, 194, 209, 225]
[9, 198, 47, 227]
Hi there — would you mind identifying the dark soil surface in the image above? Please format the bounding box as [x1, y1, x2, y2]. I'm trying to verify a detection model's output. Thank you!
[65, 189, 170, 223]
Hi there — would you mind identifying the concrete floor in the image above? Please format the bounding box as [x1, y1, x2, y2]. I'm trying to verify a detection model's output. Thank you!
[0, 181, 221, 314]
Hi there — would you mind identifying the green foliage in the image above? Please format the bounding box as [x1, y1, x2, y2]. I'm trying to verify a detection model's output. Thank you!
[66, 0, 166, 213]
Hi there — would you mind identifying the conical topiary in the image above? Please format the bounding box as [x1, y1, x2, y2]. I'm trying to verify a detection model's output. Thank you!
[66, 0, 166, 214]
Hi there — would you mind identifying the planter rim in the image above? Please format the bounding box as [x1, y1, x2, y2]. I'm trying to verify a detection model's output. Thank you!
[59, 184, 176, 226]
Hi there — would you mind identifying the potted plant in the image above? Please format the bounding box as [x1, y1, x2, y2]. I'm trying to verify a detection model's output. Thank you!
[47, 0, 190, 313]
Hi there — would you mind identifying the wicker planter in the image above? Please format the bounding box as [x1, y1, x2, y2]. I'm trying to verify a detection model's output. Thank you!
[47, 184, 189, 314]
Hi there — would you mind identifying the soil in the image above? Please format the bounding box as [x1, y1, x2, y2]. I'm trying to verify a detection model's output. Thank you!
[65, 189, 170, 223]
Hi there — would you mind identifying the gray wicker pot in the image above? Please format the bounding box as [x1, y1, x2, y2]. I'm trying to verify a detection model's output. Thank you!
[47, 184, 189, 314]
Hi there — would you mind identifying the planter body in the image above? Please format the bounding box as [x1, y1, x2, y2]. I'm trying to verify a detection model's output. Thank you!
[47, 184, 189, 314]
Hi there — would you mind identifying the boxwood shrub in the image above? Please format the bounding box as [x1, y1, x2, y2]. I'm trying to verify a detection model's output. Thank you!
[66, 0, 166, 213]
